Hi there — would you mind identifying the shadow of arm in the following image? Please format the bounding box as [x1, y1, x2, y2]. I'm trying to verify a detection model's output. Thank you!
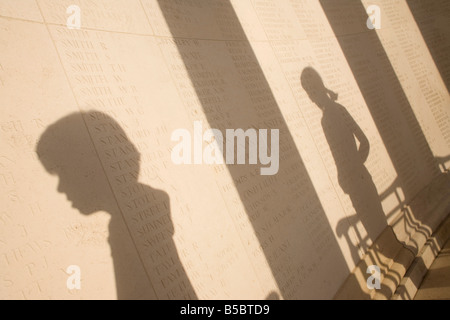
[344, 107, 370, 163]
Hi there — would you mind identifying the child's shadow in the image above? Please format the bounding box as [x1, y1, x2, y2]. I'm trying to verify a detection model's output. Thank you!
[301, 67, 387, 262]
[36, 111, 197, 300]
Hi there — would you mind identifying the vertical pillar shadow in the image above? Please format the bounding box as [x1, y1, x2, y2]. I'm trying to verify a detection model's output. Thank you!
[407, 0, 450, 92]
[154, 0, 349, 299]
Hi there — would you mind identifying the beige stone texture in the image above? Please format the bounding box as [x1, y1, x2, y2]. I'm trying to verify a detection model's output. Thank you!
[0, 0, 449, 300]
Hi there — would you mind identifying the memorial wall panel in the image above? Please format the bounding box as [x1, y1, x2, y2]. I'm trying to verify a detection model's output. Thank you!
[1, 0, 449, 300]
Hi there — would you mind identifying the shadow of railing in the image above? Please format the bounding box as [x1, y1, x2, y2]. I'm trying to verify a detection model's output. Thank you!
[337, 176, 433, 254]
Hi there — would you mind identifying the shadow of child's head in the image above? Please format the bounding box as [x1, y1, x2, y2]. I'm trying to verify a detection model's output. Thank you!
[36, 111, 140, 215]
[301, 67, 337, 107]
